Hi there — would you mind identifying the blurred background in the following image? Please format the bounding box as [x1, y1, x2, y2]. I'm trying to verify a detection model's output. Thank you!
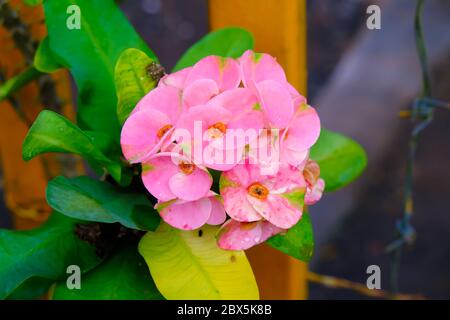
[1, 0, 449, 299]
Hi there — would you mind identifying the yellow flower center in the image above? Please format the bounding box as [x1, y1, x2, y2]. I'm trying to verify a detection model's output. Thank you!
[178, 161, 196, 175]
[247, 182, 269, 200]
[157, 124, 173, 139]
[207, 122, 227, 139]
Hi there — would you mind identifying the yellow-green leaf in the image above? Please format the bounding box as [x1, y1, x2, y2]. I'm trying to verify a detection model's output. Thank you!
[115, 48, 158, 124]
[138, 223, 259, 300]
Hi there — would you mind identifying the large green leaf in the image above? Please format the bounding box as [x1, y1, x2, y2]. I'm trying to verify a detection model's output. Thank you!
[43, 0, 157, 140]
[115, 48, 158, 124]
[22, 110, 129, 185]
[139, 223, 259, 300]
[173, 27, 254, 72]
[266, 212, 314, 262]
[0, 213, 101, 299]
[47, 176, 160, 231]
[310, 129, 367, 192]
[52, 246, 164, 300]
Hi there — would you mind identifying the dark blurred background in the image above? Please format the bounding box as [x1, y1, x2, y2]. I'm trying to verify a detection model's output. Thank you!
[1, 0, 449, 299]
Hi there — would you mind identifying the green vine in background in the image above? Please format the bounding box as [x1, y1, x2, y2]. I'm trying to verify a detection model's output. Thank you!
[386, 0, 450, 293]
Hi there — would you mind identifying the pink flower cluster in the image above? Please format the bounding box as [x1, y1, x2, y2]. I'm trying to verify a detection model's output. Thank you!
[120, 50, 324, 250]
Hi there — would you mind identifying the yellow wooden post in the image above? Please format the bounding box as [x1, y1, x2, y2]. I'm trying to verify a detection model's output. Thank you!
[208, 0, 308, 299]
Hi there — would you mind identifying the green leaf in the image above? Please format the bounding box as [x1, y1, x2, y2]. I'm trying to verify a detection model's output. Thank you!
[23, 0, 42, 6]
[52, 246, 164, 300]
[34, 37, 61, 73]
[83, 130, 118, 157]
[46, 176, 160, 231]
[115, 48, 158, 124]
[173, 27, 254, 71]
[43, 0, 157, 140]
[22, 110, 129, 185]
[310, 129, 367, 192]
[0, 212, 101, 299]
[139, 223, 259, 300]
[267, 212, 314, 262]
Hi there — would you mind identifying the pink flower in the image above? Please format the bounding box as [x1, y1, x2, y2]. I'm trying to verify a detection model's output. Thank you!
[219, 163, 306, 229]
[141, 154, 212, 202]
[240, 50, 306, 128]
[162, 56, 240, 108]
[281, 104, 321, 166]
[175, 88, 264, 170]
[120, 85, 181, 163]
[303, 160, 325, 205]
[119, 52, 326, 249]
[155, 192, 226, 230]
[217, 160, 325, 251]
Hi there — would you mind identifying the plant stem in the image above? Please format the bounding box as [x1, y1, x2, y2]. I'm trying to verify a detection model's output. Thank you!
[0, 67, 42, 102]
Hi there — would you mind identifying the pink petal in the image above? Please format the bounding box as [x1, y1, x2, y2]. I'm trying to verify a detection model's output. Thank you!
[286, 82, 307, 108]
[245, 163, 268, 186]
[217, 220, 284, 251]
[207, 196, 227, 225]
[160, 67, 191, 90]
[219, 58, 241, 91]
[221, 186, 262, 222]
[271, 164, 307, 193]
[202, 145, 244, 171]
[284, 107, 321, 151]
[221, 164, 250, 189]
[169, 167, 212, 201]
[183, 79, 219, 108]
[246, 193, 302, 229]
[256, 80, 294, 128]
[209, 89, 265, 136]
[227, 111, 264, 133]
[217, 220, 263, 250]
[259, 221, 285, 241]
[134, 85, 182, 123]
[208, 88, 257, 115]
[120, 108, 172, 163]
[156, 197, 212, 230]
[281, 147, 309, 168]
[240, 50, 287, 90]
[305, 178, 325, 205]
[141, 156, 179, 201]
[176, 104, 232, 136]
[186, 56, 240, 91]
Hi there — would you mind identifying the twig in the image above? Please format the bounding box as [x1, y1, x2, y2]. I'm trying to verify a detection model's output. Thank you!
[307, 271, 425, 300]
